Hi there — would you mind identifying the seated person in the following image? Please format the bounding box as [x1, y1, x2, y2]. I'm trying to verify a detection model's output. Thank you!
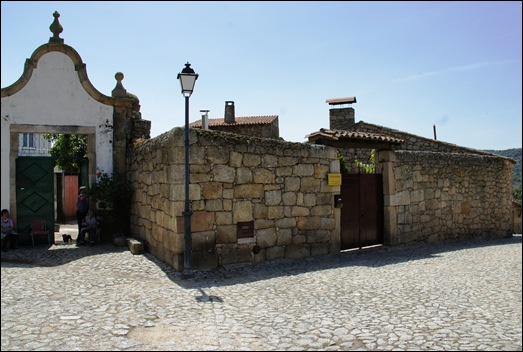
[1, 209, 18, 251]
[76, 208, 99, 246]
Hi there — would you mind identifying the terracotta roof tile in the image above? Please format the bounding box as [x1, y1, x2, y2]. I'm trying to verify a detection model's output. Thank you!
[190, 116, 278, 127]
[306, 128, 404, 144]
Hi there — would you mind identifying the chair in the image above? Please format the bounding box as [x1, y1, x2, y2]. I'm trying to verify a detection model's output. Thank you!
[30, 220, 51, 247]
[93, 215, 103, 244]
[83, 215, 103, 245]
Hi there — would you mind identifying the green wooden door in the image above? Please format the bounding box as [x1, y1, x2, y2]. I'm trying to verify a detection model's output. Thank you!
[16, 157, 55, 245]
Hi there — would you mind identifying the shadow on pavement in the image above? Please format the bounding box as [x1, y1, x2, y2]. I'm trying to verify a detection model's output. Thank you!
[2, 233, 521, 292]
[0, 242, 130, 266]
[178, 234, 522, 288]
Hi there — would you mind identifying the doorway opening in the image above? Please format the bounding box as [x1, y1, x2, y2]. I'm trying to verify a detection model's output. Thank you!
[14, 131, 91, 245]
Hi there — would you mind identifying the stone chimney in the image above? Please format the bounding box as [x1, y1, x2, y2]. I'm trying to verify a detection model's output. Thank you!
[326, 96, 356, 130]
[224, 101, 235, 123]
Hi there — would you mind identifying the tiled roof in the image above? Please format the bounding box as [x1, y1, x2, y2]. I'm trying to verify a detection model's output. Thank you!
[190, 116, 278, 127]
[306, 128, 404, 144]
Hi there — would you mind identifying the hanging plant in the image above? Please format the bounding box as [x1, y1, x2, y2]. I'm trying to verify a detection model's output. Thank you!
[337, 150, 350, 174]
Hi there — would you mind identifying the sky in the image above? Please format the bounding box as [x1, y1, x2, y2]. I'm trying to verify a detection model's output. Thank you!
[1, 1, 522, 150]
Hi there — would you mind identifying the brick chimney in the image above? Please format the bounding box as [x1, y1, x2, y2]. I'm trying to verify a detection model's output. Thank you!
[326, 96, 356, 130]
[224, 101, 235, 123]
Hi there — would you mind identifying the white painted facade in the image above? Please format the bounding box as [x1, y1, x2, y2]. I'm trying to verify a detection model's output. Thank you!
[1, 50, 114, 210]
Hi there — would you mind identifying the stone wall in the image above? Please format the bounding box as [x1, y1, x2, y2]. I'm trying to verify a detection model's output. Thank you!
[129, 128, 340, 271]
[128, 121, 514, 273]
[513, 205, 522, 234]
[380, 150, 514, 244]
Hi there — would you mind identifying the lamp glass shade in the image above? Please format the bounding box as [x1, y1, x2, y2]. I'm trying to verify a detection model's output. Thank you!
[177, 63, 198, 97]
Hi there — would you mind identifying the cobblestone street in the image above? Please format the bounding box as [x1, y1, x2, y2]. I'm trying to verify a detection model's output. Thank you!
[1, 233, 521, 351]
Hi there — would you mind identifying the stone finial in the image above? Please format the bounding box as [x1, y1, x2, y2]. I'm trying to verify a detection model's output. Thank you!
[112, 72, 127, 98]
[112, 72, 140, 109]
[49, 11, 64, 44]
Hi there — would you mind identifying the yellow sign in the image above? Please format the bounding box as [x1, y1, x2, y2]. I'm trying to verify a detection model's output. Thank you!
[328, 173, 342, 186]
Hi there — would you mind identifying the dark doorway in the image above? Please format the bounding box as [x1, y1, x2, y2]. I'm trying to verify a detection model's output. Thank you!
[340, 173, 384, 250]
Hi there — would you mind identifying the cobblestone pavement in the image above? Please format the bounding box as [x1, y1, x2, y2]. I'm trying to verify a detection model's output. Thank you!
[1, 232, 521, 351]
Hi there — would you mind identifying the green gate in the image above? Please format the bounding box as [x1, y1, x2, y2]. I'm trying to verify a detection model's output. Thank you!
[16, 157, 55, 245]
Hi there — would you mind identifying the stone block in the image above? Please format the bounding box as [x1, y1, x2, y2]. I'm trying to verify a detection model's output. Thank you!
[266, 246, 285, 261]
[293, 164, 314, 176]
[128, 238, 144, 254]
[193, 250, 217, 271]
[311, 242, 330, 256]
[265, 190, 282, 206]
[216, 225, 237, 243]
[285, 244, 310, 259]
[253, 168, 275, 184]
[202, 182, 223, 199]
[234, 184, 264, 199]
[192, 231, 216, 251]
[233, 201, 253, 222]
[218, 244, 252, 266]
[256, 227, 277, 247]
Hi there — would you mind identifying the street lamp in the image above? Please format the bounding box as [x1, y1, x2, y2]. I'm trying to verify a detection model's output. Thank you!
[177, 62, 198, 279]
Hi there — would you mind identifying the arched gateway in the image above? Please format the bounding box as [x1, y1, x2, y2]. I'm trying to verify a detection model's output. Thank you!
[1, 12, 150, 243]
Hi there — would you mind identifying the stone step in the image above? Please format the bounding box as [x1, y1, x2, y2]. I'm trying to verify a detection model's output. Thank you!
[127, 238, 144, 254]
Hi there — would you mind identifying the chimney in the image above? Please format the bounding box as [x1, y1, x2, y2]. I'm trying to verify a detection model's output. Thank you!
[224, 101, 235, 123]
[326, 96, 356, 130]
[200, 109, 209, 130]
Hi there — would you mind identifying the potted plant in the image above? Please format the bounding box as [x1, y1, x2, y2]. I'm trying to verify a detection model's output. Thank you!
[87, 171, 132, 242]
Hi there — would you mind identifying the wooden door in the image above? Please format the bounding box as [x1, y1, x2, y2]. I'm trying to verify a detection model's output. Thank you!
[16, 157, 55, 245]
[340, 173, 384, 250]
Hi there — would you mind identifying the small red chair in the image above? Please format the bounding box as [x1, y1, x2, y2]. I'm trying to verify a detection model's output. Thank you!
[30, 220, 51, 247]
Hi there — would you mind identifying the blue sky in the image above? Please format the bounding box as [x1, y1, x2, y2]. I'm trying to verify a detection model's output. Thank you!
[2, 1, 522, 150]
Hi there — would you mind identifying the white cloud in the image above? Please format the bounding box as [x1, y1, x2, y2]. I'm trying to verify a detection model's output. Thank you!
[392, 60, 518, 83]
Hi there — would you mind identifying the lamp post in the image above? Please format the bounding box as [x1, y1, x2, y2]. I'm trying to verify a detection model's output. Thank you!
[177, 62, 198, 279]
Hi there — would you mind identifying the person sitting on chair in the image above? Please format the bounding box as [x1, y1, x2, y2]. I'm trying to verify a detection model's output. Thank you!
[76, 208, 98, 246]
[1, 209, 18, 251]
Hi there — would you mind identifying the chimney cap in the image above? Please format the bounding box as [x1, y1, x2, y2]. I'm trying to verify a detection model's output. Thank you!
[326, 96, 357, 105]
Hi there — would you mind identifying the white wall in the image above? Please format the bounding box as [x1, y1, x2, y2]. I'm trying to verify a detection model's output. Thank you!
[1, 51, 114, 210]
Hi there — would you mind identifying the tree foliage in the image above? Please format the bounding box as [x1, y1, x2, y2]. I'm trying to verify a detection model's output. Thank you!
[43, 134, 87, 172]
[88, 171, 133, 212]
[354, 149, 376, 174]
[337, 150, 350, 174]
[338, 149, 376, 174]
[88, 171, 133, 235]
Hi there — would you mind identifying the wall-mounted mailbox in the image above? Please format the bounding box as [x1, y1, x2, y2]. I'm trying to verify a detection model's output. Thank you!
[328, 173, 342, 186]
[334, 194, 343, 208]
[237, 221, 254, 238]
